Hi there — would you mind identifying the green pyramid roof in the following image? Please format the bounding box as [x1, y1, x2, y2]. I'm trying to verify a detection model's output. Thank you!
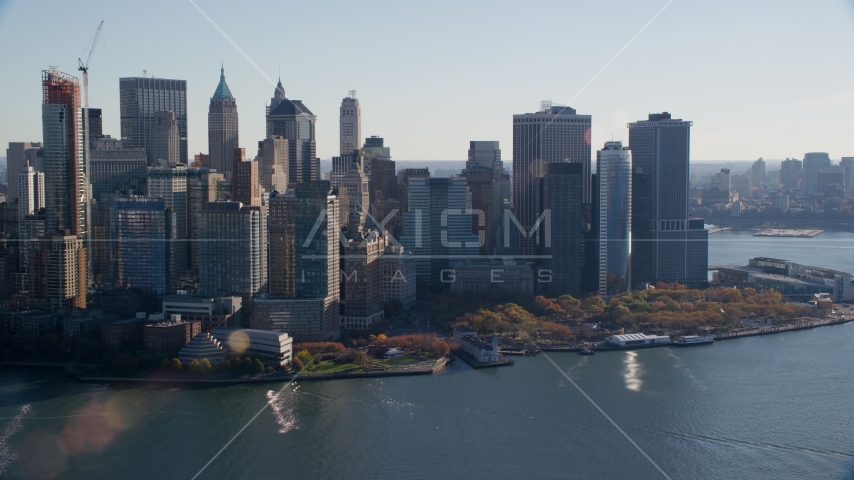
[212, 66, 234, 101]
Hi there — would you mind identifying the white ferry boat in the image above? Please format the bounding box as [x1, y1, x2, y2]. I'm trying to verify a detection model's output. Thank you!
[673, 335, 715, 346]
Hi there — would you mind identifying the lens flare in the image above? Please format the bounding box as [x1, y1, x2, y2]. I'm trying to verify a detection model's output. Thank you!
[229, 329, 251, 354]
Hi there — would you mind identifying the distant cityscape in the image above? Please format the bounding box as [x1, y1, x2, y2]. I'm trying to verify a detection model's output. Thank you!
[2, 63, 853, 367]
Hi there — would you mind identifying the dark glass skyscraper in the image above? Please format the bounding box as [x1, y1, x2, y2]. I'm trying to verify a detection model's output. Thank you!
[543, 162, 586, 298]
[628, 112, 706, 286]
[513, 105, 591, 256]
[119, 77, 188, 164]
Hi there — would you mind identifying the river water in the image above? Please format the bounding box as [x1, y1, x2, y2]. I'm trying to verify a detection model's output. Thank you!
[1, 233, 853, 480]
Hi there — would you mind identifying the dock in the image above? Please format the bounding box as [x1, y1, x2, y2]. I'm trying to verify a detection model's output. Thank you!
[714, 317, 850, 340]
[453, 350, 514, 369]
[753, 229, 824, 237]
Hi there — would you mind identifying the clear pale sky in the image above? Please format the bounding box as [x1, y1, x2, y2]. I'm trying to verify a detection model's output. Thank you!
[1, 0, 853, 162]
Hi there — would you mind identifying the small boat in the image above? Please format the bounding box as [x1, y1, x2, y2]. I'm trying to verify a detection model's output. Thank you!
[579, 348, 595, 355]
[673, 335, 715, 346]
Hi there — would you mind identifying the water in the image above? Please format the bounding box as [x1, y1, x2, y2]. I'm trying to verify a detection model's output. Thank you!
[709, 229, 854, 273]
[2, 233, 854, 479]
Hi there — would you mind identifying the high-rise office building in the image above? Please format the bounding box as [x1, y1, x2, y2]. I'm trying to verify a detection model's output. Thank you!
[187, 168, 224, 273]
[360, 136, 389, 183]
[841, 157, 854, 197]
[255, 182, 340, 340]
[342, 161, 370, 218]
[628, 112, 706, 287]
[331, 152, 358, 190]
[267, 191, 296, 297]
[467, 141, 502, 171]
[232, 148, 260, 206]
[89, 135, 147, 200]
[110, 196, 177, 295]
[152, 111, 180, 165]
[803, 152, 831, 195]
[370, 158, 396, 203]
[542, 162, 586, 298]
[199, 202, 266, 300]
[147, 164, 188, 270]
[463, 141, 506, 256]
[630, 168, 652, 288]
[340, 91, 360, 156]
[208, 66, 239, 175]
[513, 105, 591, 255]
[256, 136, 288, 193]
[266, 80, 317, 184]
[42, 70, 87, 238]
[779, 159, 802, 191]
[400, 177, 478, 288]
[17, 160, 44, 221]
[749, 158, 766, 190]
[120, 77, 188, 164]
[5, 142, 42, 203]
[596, 142, 632, 297]
[85, 108, 103, 140]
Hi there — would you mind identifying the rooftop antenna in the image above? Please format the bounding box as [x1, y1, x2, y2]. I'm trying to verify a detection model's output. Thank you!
[143, 69, 147, 77]
[349, 89, 357, 99]
[540, 99, 552, 112]
[47, 65, 59, 72]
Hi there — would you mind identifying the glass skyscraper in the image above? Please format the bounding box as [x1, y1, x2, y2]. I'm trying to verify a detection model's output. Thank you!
[119, 77, 188, 164]
[596, 141, 632, 297]
[110, 196, 175, 295]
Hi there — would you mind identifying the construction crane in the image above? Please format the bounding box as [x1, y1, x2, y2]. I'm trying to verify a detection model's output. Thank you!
[78, 20, 103, 287]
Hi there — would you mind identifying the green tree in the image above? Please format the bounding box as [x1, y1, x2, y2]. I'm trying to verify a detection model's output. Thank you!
[200, 358, 213, 375]
[295, 349, 313, 366]
[189, 359, 201, 375]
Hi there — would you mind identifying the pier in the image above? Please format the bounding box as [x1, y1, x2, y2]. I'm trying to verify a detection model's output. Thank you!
[753, 228, 824, 237]
[713, 317, 850, 340]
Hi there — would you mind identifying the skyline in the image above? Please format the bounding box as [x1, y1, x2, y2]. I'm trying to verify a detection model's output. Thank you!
[1, 0, 854, 162]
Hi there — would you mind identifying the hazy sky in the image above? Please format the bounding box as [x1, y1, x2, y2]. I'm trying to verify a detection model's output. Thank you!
[1, 0, 853, 162]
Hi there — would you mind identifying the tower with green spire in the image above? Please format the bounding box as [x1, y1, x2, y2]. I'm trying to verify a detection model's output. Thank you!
[208, 65, 239, 175]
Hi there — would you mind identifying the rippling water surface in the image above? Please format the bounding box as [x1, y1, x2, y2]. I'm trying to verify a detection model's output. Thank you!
[1, 233, 853, 479]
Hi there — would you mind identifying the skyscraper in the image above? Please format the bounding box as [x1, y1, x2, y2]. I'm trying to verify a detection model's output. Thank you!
[208, 66, 239, 175]
[542, 162, 586, 298]
[463, 141, 506, 256]
[120, 77, 188, 164]
[267, 191, 296, 297]
[89, 135, 148, 200]
[841, 157, 854, 197]
[199, 201, 266, 300]
[596, 142, 632, 297]
[85, 108, 102, 140]
[257, 136, 288, 193]
[780, 158, 802, 190]
[749, 158, 766, 190]
[187, 168, 224, 273]
[370, 158, 396, 203]
[110, 196, 176, 295]
[340, 91, 360, 156]
[17, 160, 44, 221]
[342, 161, 370, 217]
[5, 142, 42, 203]
[266, 80, 317, 184]
[28, 232, 86, 309]
[341, 217, 387, 331]
[803, 152, 831, 194]
[232, 148, 260, 206]
[152, 111, 180, 165]
[147, 164, 188, 270]
[628, 112, 705, 286]
[400, 177, 479, 288]
[513, 105, 591, 255]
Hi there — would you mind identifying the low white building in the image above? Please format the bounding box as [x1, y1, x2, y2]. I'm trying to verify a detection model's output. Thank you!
[178, 332, 227, 365]
[606, 333, 670, 347]
[212, 328, 293, 366]
[454, 326, 501, 363]
[384, 348, 405, 359]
